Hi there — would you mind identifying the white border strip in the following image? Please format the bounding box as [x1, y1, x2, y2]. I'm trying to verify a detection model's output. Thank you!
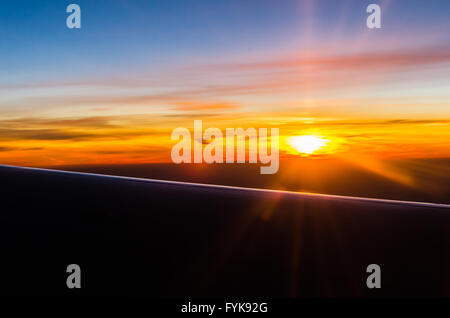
[1, 164, 449, 209]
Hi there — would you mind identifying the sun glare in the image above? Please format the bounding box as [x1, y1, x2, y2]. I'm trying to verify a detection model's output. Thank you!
[288, 135, 329, 155]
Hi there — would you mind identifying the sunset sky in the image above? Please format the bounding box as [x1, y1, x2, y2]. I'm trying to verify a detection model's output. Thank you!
[1, 0, 449, 167]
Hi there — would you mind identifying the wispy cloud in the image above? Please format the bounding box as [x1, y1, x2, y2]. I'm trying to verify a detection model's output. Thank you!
[203, 46, 450, 72]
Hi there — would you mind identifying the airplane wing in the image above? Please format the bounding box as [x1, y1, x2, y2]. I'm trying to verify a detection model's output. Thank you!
[1, 165, 449, 298]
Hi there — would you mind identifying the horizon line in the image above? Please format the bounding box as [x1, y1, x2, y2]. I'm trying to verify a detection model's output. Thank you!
[0, 164, 449, 210]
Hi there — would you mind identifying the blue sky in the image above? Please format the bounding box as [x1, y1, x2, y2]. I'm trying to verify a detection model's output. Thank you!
[1, 0, 450, 85]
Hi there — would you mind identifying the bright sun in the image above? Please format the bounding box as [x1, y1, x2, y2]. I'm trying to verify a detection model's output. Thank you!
[288, 135, 329, 154]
